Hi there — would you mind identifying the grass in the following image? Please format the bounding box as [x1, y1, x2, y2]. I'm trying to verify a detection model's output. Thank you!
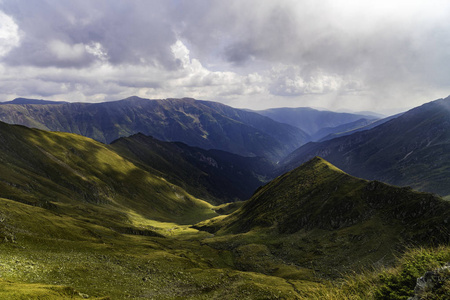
[0, 187, 448, 299]
[0, 279, 101, 300]
[298, 246, 450, 300]
[0, 120, 448, 298]
[0, 197, 314, 299]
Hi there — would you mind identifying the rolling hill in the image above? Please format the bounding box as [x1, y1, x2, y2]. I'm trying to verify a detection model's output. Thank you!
[0, 96, 309, 161]
[280, 97, 450, 197]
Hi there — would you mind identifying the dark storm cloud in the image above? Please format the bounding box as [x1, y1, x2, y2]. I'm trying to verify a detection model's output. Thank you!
[175, 0, 450, 105]
[0, 0, 449, 112]
[1, 0, 178, 69]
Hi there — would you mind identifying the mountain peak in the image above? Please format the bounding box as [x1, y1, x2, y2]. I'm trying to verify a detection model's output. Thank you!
[301, 155, 341, 169]
[122, 95, 149, 102]
[284, 156, 347, 179]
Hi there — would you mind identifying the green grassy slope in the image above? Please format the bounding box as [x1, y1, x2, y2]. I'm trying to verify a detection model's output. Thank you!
[0, 121, 448, 299]
[196, 157, 450, 277]
[0, 122, 311, 298]
[0, 121, 216, 224]
[0, 196, 313, 299]
[281, 97, 450, 197]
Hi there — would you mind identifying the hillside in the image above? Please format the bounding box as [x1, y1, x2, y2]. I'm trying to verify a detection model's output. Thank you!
[110, 133, 273, 204]
[0, 121, 217, 224]
[0, 121, 314, 299]
[0, 97, 309, 161]
[280, 97, 450, 197]
[197, 157, 450, 277]
[254, 106, 378, 140]
[0, 122, 448, 298]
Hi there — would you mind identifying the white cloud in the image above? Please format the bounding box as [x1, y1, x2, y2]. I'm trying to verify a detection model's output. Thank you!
[85, 42, 108, 61]
[49, 40, 86, 62]
[0, 11, 20, 57]
[0, 1, 450, 113]
[171, 40, 191, 68]
[269, 65, 345, 96]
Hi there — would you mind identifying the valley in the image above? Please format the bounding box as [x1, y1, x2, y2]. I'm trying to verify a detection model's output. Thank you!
[0, 96, 448, 299]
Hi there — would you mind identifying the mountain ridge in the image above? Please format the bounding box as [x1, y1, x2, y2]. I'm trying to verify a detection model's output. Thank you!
[280, 97, 450, 197]
[0, 96, 309, 161]
[195, 156, 450, 278]
[205, 157, 450, 238]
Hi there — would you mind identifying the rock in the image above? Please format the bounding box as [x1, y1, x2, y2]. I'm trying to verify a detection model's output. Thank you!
[78, 292, 89, 298]
[408, 263, 450, 300]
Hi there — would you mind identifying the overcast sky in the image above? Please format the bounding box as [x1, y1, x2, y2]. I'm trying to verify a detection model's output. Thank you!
[1, 0, 450, 114]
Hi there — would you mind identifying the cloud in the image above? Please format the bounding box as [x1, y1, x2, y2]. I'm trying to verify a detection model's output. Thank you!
[0, 10, 20, 57]
[1, 0, 178, 69]
[268, 65, 346, 96]
[0, 0, 450, 113]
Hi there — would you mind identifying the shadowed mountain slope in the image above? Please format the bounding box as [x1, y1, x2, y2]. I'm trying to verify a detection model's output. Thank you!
[254, 106, 378, 140]
[280, 97, 450, 197]
[318, 113, 403, 142]
[0, 97, 309, 161]
[110, 133, 273, 204]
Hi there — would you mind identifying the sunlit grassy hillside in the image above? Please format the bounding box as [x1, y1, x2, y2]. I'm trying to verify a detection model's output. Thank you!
[0, 121, 448, 299]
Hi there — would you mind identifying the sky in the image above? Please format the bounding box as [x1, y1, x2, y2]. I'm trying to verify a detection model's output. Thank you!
[1, 0, 450, 114]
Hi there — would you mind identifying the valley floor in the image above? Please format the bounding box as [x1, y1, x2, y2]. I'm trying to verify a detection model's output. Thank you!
[0, 196, 449, 299]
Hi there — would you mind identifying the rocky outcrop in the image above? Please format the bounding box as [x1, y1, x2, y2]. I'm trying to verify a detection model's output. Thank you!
[409, 263, 450, 300]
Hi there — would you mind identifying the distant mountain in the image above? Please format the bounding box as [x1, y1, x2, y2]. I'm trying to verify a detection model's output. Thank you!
[313, 118, 375, 141]
[318, 113, 403, 141]
[0, 96, 309, 161]
[280, 97, 450, 197]
[0, 98, 68, 105]
[110, 133, 273, 203]
[197, 157, 450, 275]
[254, 106, 378, 139]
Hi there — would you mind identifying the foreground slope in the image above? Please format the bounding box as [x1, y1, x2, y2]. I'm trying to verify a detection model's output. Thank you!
[110, 133, 273, 204]
[198, 157, 450, 277]
[281, 97, 450, 197]
[0, 97, 308, 161]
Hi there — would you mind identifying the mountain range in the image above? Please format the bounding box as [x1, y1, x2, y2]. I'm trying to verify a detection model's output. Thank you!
[0, 97, 308, 162]
[254, 106, 380, 140]
[280, 96, 450, 198]
[0, 95, 448, 299]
